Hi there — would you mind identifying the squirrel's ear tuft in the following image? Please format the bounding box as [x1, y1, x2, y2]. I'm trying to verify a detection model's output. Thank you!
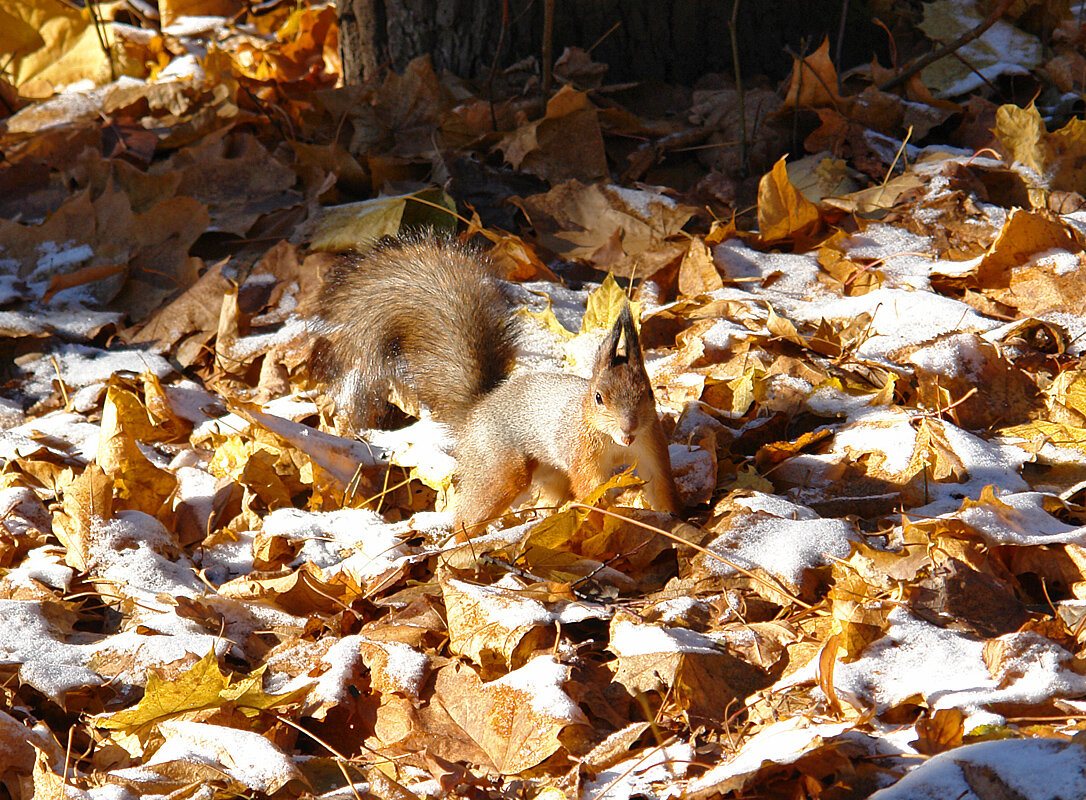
[614, 321, 629, 360]
[606, 304, 641, 366]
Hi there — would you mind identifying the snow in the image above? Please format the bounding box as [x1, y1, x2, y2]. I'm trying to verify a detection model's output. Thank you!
[17, 344, 172, 404]
[713, 240, 821, 296]
[310, 635, 366, 705]
[4, 546, 74, 591]
[608, 184, 678, 215]
[270, 633, 428, 705]
[376, 639, 430, 696]
[830, 408, 919, 475]
[446, 577, 553, 629]
[919, 2, 1042, 98]
[195, 530, 256, 585]
[796, 289, 999, 362]
[496, 655, 581, 719]
[688, 718, 854, 791]
[1036, 249, 1081, 275]
[0, 411, 101, 462]
[3, 131, 1086, 799]
[906, 333, 987, 377]
[609, 617, 719, 656]
[786, 607, 1086, 729]
[138, 719, 300, 793]
[90, 626, 227, 686]
[161, 16, 233, 37]
[262, 506, 413, 580]
[4, 77, 146, 134]
[0, 599, 106, 700]
[172, 464, 218, 520]
[229, 316, 308, 361]
[701, 494, 858, 586]
[89, 511, 205, 601]
[163, 380, 223, 425]
[649, 595, 706, 624]
[1039, 312, 1086, 356]
[583, 741, 694, 800]
[695, 318, 754, 351]
[953, 490, 1086, 546]
[32, 241, 93, 273]
[869, 738, 1086, 800]
[157, 54, 205, 82]
[834, 226, 934, 290]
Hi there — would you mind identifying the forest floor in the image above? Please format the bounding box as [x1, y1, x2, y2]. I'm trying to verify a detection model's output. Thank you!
[3, 1, 1086, 799]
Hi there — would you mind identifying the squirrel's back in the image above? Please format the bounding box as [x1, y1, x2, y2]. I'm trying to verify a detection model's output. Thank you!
[311, 236, 518, 430]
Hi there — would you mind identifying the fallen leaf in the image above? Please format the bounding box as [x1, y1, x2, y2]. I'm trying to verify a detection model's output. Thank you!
[434, 656, 588, 774]
[757, 157, 821, 245]
[97, 649, 311, 733]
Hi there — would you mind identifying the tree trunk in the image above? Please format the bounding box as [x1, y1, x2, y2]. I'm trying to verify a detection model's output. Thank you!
[337, 0, 888, 87]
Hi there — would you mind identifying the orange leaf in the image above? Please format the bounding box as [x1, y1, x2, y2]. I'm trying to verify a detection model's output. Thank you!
[757, 157, 821, 245]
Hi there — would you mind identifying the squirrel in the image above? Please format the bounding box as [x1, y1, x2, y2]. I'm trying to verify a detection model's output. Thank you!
[310, 234, 680, 535]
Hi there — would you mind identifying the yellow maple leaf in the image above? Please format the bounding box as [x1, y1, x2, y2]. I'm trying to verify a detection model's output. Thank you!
[581, 274, 639, 333]
[97, 650, 311, 733]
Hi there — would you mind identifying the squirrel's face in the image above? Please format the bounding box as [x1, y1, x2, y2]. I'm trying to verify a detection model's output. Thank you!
[589, 306, 656, 449]
[589, 375, 655, 448]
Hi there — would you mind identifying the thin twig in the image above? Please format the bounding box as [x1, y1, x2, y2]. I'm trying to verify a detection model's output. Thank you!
[878, 0, 1015, 93]
[485, 0, 510, 131]
[728, 0, 748, 177]
[835, 0, 850, 93]
[86, 0, 116, 81]
[569, 503, 813, 609]
[541, 0, 555, 101]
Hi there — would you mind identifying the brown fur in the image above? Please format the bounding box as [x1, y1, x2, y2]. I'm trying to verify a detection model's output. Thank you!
[311, 235, 517, 430]
[311, 236, 679, 534]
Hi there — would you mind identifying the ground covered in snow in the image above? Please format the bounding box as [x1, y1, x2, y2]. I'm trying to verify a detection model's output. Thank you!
[4, 1, 1086, 799]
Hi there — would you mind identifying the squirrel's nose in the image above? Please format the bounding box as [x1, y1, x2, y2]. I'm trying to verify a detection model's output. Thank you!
[615, 432, 635, 447]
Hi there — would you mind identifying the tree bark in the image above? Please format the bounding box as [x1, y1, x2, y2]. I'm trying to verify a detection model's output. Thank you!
[337, 0, 888, 87]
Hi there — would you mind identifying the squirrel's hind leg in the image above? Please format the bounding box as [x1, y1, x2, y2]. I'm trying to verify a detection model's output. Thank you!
[453, 450, 533, 540]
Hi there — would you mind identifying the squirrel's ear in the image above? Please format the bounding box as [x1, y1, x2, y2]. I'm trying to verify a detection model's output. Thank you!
[606, 304, 641, 366]
[614, 320, 629, 360]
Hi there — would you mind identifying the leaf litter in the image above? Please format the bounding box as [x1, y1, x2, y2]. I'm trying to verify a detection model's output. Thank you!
[3, 1, 1086, 799]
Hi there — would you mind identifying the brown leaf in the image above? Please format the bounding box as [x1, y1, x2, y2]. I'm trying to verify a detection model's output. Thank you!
[911, 707, 965, 755]
[516, 180, 695, 271]
[902, 333, 1041, 429]
[996, 103, 1086, 203]
[0, 709, 45, 775]
[441, 575, 553, 677]
[910, 558, 1028, 637]
[496, 86, 607, 183]
[41, 263, 126, 304]
[783, 38, 845, 111]
[131, 257, 232, 354]
[217, 562, 364, 616]
[909, 418, 969, 483]
[97, 387, 177, 516]
[998, 252, 1086, 316]
[608, 613, 768, 724]
[53, 464, 114, 573]
[110, 195, 209, 320]
[818, 633, 844, 716]
[757, 157, 821, 245]
[829, 569, 888, 660]
[973, 208, 1081, 289]
[678, 238, 724, 297]
[434, 657, 588, 774]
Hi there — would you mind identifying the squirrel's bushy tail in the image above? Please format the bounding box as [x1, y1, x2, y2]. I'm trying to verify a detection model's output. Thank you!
[310, 235, 518, 431]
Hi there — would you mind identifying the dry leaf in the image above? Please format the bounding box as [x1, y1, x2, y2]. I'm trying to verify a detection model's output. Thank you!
[435, 656, 588, 774]
[757, 157, 821, 245]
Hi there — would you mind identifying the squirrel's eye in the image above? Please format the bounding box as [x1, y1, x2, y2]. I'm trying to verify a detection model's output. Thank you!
[595, 392, 603, 405]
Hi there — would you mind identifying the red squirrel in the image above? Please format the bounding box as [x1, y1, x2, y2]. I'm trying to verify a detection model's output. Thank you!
[310, 235, 680, 535]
